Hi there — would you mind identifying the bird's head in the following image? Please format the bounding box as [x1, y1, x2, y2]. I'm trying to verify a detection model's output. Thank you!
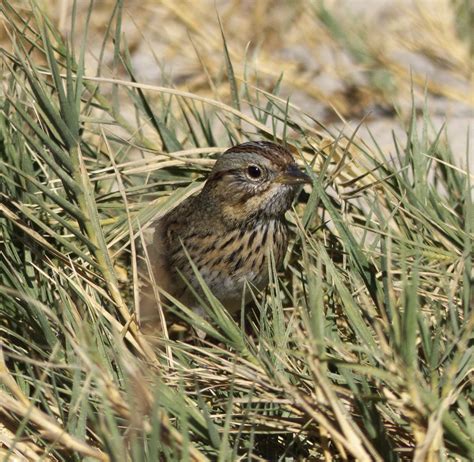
[202, 141, 311, 224]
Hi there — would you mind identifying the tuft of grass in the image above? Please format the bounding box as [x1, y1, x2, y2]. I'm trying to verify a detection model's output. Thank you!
[1, 1, 472, 461]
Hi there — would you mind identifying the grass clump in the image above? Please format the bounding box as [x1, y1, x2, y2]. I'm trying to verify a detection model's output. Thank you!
[0, 2, 472, 461]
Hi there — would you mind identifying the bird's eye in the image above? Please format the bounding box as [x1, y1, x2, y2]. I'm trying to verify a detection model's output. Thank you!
[247, 165, 262, 180]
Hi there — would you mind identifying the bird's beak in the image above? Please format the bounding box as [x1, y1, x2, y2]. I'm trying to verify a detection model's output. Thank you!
[275, 164, 312, 185]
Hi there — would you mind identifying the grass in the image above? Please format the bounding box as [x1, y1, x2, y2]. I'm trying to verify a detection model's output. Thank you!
[0, 1, 473, 461]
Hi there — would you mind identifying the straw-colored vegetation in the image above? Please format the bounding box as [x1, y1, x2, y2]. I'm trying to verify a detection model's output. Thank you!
[0, 1, 472, 460]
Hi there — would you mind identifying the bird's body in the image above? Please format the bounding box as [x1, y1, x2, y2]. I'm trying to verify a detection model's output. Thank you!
[140, 141, 310, 328]
[151, 198, 288, 313]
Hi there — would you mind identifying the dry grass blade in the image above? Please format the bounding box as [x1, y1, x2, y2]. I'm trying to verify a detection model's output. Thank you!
[0, 391, 108, 461]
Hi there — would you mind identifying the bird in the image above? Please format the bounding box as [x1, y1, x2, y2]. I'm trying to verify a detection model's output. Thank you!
[139, 141, 311, 332]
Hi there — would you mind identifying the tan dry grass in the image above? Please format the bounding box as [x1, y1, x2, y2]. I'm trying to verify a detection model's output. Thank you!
[8, 0, 469, 120]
